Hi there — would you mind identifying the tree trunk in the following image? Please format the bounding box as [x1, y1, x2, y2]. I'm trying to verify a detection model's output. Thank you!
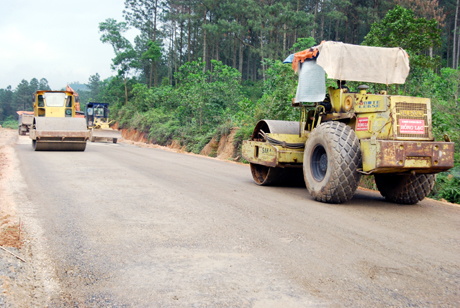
[202, 8, 207, 73]
[253, 53, 257, 81]
[169, 25, 174, 85]
[283, 23, 287, 53]
[216, 37, 219, 62]
[454, 0, 459, 68]
[312, 0, 318, 39]
[344, 19, 348, 43]
[194, 23, 198, 61]
[188, 5, 191, 63]
[457, 30, 460, 69]
[335, 19, 339, 40]
[247, 48, 250, 81]
[320, 0, 324, 40]
[179, 19, 184, 68]
[174, 20, 178, 85]
[153, 0, 158, 87]
[260, 27, 265, 81]
[447, 24, 450, 68]
[124, 77, 128, 105]
[149, 62, 153, 88]
[294, 0, 299, 50]
[233, 34, 237, 68]
[239, 43, 244, 76]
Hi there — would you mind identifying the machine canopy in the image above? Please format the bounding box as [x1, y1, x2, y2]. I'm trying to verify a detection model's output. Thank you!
[315, 41, 410, 84]
[289, 41, 410, 103]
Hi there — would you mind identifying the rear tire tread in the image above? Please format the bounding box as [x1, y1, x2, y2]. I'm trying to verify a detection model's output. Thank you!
[375, 173, 435, 204]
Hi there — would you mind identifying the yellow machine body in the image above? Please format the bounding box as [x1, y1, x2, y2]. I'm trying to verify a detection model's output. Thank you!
[243, 41, 454, 204]
[85, 103, 122, 143]
[242, 88, 454, 174]
[29, 91, 89, 151]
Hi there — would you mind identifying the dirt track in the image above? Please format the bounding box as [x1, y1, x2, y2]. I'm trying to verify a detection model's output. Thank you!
[1, 129, 460, 307]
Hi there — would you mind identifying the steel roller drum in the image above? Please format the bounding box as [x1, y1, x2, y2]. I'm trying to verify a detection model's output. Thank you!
[31, 117, 89, 151]
[251, 120, 300, 140]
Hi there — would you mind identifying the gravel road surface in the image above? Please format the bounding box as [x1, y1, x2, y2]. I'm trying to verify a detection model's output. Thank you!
[5, 135, 460, 307]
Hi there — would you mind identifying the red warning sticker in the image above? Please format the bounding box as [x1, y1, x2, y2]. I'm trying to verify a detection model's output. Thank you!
[356, 117, 369, 131]
[399, 119, 425, 134]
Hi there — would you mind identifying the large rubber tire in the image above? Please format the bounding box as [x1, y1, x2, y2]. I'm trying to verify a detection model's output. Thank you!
[303, 121, 362, 203]
[374, 173, 436, 204]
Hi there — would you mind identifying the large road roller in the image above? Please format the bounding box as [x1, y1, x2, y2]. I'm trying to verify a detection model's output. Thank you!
[85, 102, 122, 143]
[29, 90, 89, 151]
[242, 41, 455, 204]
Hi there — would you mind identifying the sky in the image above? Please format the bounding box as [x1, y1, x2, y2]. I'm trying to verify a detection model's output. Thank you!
[0, 0, 140, 90]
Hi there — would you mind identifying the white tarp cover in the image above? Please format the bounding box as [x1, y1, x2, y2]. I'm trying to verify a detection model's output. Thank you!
[295, 60, 326, 103]
[316, 41, 410, 84]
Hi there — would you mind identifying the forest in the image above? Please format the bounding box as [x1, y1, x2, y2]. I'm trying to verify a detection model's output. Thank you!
[0, 0, 459, 203]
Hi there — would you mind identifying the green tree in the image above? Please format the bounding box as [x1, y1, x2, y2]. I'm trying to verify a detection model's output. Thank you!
[363, 5, 441, 71]
[0, 86, 14, 121]
[290, 37, 316, 52]
[87, 73, 101, 100]
[124, 0, 162, 87]
[14, 79, 32, 111]
[175, 59, 243, 132]
[29, 78, 39, 93]
[39, 78, 51, 91]
[141, 40, 162, 84]
[99, 18, 138, 104]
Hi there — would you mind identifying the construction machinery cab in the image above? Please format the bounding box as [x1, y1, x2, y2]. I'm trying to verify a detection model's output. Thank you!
[86, 102, 109, 127]
[85, 102, 121, 143]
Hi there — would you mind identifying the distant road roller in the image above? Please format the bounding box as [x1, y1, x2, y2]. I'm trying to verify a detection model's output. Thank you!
[29, 90, 90, 151]
[242, 41, 455, 204]
[85, 102, 122, 143]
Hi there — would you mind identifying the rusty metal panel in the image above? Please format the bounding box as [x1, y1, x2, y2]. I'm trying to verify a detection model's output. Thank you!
[363, 139, 455, 173]
[242, 139, 305, 167]
[242, 140, 278, 167]
[360, 140, 377, 172]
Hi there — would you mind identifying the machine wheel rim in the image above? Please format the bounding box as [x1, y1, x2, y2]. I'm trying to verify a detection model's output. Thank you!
[311, 144, 327, 182]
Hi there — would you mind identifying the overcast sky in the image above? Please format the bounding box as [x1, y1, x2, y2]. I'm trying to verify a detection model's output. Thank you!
[0, 0, 140, 90]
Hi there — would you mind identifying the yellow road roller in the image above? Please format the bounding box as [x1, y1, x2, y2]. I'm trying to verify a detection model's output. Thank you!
[29, 90, 90, 151]
[242, 41, 455, 204]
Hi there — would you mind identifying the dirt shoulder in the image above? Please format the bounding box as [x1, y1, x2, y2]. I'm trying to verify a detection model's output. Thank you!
[0, 128, 25, 306]
[0, 128, 22, 248]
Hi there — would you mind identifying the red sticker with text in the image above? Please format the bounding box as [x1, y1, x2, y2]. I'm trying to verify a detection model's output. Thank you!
[356, 117, 369, 131]
[399, 119, 425, 134]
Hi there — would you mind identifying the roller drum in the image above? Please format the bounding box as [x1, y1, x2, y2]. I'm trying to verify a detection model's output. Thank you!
[251, 120, 300, 140]
[30, 117, 89, 151]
